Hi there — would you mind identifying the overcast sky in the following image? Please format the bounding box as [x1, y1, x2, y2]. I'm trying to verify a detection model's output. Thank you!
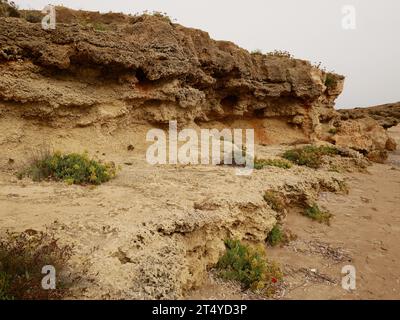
[13, 0, 400, 109]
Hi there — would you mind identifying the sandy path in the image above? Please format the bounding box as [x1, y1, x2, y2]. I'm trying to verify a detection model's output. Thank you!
[270, 163, 400, 299]
[189, 126, 400, 300]
[188, 163, 400, 300]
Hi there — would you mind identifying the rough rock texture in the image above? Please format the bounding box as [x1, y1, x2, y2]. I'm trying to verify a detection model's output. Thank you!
[0, 7, 397, 299]
[332, 103, 400, 161]
[1, 8, 394, 162]
[339, 102, 400, 129]
[331, 117, 395, 163]
[0, 158, 347, 299]
[1, 7, 395, 165]
[0, 9, 343, 135]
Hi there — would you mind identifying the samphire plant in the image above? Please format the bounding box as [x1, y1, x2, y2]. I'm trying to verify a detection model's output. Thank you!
[18, 151, 116, 185]
[254, 158, 293, 170]
[303, 203, 333, 225]
[283, 145, 339, 169]
[217, 239, 283, 296]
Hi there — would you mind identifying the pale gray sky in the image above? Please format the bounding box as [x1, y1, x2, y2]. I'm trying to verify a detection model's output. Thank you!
[13, 0, 400, 109]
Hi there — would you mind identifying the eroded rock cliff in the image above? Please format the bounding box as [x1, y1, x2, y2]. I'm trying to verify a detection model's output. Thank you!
[339, 102, 400, 129]
[1, 7, 395, 162]
[0, 8, 344, 134]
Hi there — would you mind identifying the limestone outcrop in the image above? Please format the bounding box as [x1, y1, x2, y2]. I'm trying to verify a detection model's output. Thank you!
[0, 8, 342, 134]
[331, 103, 400, 161]
[331, 117, 395, 163]
[339, 102, 400, 129]
[0, 7, 396, 164]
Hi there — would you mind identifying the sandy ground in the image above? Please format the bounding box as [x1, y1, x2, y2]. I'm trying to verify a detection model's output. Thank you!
[189, 125, 400, 300]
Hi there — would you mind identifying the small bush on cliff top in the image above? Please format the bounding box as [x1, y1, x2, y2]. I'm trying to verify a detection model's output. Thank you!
[0, 230, 72, 300]
[24, 11, 42, 23]
[266, 50, 293, 58]
[328, 128, 338, 135]
[217, 239, 282, 295]
[18, 151, 116, 185]
[130, 10, 175, 23]
[283, 145, 339, 169]
[325, 73, 338, 88]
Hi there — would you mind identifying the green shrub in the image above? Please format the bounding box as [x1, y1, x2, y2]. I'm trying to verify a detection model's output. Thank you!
[18, 151, 116, 185]
[0, 230, 72, 300]
[263, 190, 286, 214]
[283, 145, 339, 169]
[151, 11, 172, 21]
[131, 10, 174, 23]
[217, 239, 282, 294]
[267, 225, 284, 247]
[325, 73, 337, 88]
[267, 225, 296, 247]
[254, 158, 293, 170]
[303, 204, 332, 225]
[93, 22, 108, 31]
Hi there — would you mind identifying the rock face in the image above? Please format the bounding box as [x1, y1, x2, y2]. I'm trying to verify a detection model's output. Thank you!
[1, 7, 395, 164]
[339, 102, 400, 129]
[0, 8, 343, 136]
[0, 8, 396, 160]
[332, 117, 394, 163]
[333, 103, 400, 161]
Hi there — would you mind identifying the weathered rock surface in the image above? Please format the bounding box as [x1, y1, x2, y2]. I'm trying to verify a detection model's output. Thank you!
[331, 103, 400, 161]
[339, 102, 400, 129]
[0, 158, 347, 299]
[0, 6, 398, 299]
[0, 8, 396, 162]
[0, 8, 343, 135]
[331, 117, 395, 163]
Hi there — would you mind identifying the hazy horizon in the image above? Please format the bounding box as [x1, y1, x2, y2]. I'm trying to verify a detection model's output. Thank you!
[13, 0, 400, 109]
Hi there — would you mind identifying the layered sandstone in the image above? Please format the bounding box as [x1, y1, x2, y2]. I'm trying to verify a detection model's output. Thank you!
[0, 9, 343, 133]
[1, 7, 396, 163]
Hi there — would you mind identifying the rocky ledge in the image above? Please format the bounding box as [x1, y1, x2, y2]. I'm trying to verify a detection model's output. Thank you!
[0, 7, 396, 161]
